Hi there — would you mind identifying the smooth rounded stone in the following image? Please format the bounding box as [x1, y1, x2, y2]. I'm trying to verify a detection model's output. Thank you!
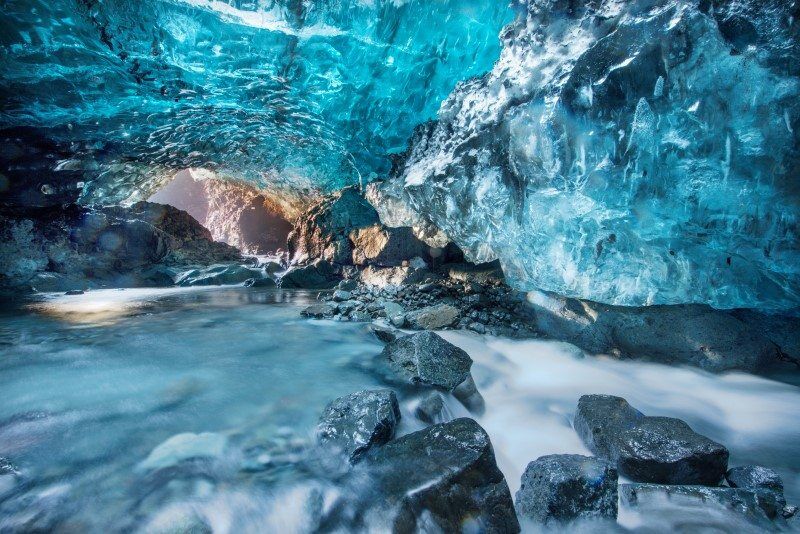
[356, 418, 520, 533]
[415, 393, 448, 424]
[452, 374, 486, 415]
[316, 389, 400, 464]
[574, 395, 728, 485]
[515, 454, 618, 525]
[280, 260, 340, 289]
[138, 432, 229, 472]
[301, 302, 337, 318]
[244, 277, 276, 288]
[389, 313, 406, 328]
[379, 331, 473, 391]
[405, 303, 460, 330]
[620, 483, 786, 529]
[382, 301, 405, 322]
[176, 264, 261, 286]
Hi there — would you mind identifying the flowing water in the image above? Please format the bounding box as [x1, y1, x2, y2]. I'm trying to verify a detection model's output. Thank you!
[1, 287, 798, 533]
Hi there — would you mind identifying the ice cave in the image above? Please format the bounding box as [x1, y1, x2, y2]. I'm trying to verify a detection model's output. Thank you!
[0, 0, 799, 532]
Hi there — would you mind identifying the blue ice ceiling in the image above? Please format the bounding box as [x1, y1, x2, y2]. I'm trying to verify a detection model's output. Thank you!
[0, 0, 512, 204]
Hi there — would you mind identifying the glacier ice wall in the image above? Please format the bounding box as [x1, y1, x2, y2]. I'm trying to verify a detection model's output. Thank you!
[377, 0, 800, 311]
[0, 0, 511, 206]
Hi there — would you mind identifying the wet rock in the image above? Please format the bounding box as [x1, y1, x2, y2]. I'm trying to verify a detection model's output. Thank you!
[369, 325, 399, 343]
[176, 264, 262, 286]
[280, 260, 340, 289]
[244, 277, 276, 288]
[726, 466, 784, 493]
[357, 418, 519, 533]
[452, 374, 486, 415]
[620, 483, 786, 529]
[726, 466, 786, 507]
[350, 225, 431, 267]
[574, 395, 728, 485]
[287, 187, 379, 265]
[515, 454, 618, 525]
[528, 292, 779, 372]
[301, 303, 337, 318]
[415, 393, 448, 424]
[380, 331, 472, 391]
[317, 389, 401, 464]
[138, 432, 229, 472]
[405, 303, 459, 330]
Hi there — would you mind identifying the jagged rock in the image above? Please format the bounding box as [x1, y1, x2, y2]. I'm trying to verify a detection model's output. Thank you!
[280, 260, 340, 289]
[415, 393, 448, 424]
[405, 303, 459, 330]
[301, 303, 337, 319]
[244, 277, 276, 288]
[176, 264, 262, 286]
[620, 483, 786, 530]
[369, 325, 399, 343]
[350, 225, 431, 267]
[574, 395, 728, 485]
[1, 202, 241, 292]
[528, 292, 779, 372]
[316, 389, 401, 464]
[358, 265, 432, 288]
[379, 331, 472, 391]
[332, 289, 351, 302]
[355, 418, 520, 533]
[287, 187, 379, 265]
[726, 466, 786, 507]
[515, 454, 618, 525]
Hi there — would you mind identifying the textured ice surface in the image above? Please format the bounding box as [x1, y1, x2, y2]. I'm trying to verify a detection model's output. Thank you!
[0, 0, 510, 204]
[378, 0, 800, 310]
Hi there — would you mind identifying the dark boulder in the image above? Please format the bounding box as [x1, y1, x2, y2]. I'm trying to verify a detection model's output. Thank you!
[301, 302, 337, 318]
[379, 331, 472, 391]
[350, 224, 431, 267]
[574, 395, 728, 485]
[317, 389, 401, 464]
[726, 465, 786, 507]
[287, 187, 379, 265]
[244, 277, 276, 288]
[515, 454, 618, 524]
[527, 293, 779, 372]
[280, 260, 340, 289]
[356, 418, 519, 533]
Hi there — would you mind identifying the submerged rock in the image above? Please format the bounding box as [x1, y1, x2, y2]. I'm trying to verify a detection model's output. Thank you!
[317, 389, 400, 464]
[380, 331, 472, 391]
[620, 483, 786, 529]
[357, 418, 520, 533]
[414, 393, 448, 425]
[574, 395, 728, 485]
[405, 303, 460, 330]
[176, 264, 262, 286]
[138, 432, 229, 472]
[515, 454, 618, 525]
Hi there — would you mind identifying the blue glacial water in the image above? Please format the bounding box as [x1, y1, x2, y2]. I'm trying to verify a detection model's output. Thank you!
[1, 286, 799, 532]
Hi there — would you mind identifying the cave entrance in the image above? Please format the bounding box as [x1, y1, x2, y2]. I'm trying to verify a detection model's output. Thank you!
[148, 169, 293, 255]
